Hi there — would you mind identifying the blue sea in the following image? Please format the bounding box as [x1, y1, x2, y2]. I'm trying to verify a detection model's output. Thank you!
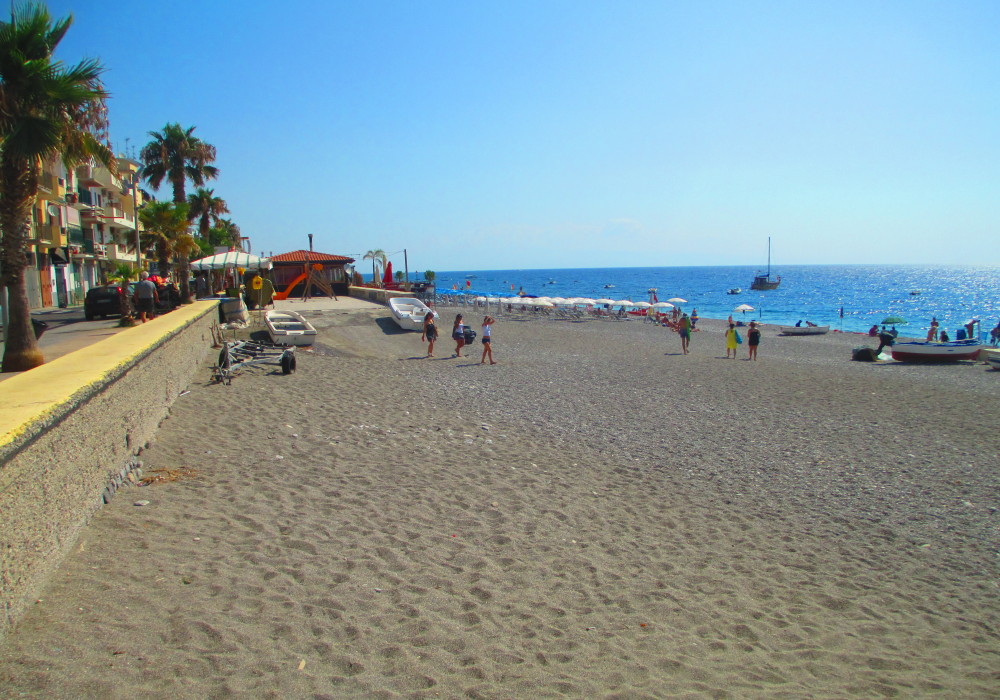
[426, 265, 1000, 339]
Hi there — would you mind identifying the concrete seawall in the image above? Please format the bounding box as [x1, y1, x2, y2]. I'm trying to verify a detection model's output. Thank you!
[0, 301, 217, 639]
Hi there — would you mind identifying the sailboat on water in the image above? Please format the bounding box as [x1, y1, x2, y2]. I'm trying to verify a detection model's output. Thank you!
[750, 237, 781, 291]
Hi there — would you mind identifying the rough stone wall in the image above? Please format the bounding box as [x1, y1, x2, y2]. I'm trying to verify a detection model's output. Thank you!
[0, 307, 215, 639]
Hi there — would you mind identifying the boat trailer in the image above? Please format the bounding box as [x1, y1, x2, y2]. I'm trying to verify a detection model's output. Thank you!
[211, 339, 297, 384]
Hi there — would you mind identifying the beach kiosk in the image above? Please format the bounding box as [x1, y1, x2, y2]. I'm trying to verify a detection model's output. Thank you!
[269, 249, 355, 299]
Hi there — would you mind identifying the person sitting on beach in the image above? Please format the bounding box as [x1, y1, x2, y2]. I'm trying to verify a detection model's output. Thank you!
[480, 315, 496, 365]
[452, 314, 466, 358]
[868, 324, 879, 336]
[421, 311, 437, 357]
[795, 320, 802, 327]
[940, 329, 950, 342]
[677, 313, 691, 354]
[747, 320, 760, 360]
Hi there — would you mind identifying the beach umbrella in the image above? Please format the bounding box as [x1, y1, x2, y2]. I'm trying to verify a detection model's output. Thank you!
[596, 298, 615, 305]
[633, 301, 652, 308]
[734, 303, 755, 313]
[667, 297, 687, 303]
[651, 302, 674, 309]
[881, 315, 906, 325]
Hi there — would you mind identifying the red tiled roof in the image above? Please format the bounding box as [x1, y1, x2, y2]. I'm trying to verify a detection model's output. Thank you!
[270, 250, 354, 263]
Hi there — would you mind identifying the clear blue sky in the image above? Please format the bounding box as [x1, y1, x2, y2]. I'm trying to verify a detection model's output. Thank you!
[46, 0, 1000, 272]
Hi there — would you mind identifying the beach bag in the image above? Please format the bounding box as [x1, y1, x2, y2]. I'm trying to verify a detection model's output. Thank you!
[735, 331, 743, 344]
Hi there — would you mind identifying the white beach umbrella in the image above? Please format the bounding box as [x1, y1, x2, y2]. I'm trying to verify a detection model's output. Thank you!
[667, 297, 687, 303]
[734, 303, 755, 312]
[614, 299, 634, 307]
[651, 302, 674, 309]
[596, 298, 615, 305]
[535, 299, 555, 307]
[633, 301, 652, 308]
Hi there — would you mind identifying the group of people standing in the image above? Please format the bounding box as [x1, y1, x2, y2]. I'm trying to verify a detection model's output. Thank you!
[421, 312, 496, 364]
[664, 313, 761, 359]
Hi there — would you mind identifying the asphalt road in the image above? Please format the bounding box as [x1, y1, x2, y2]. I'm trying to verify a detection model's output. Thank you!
[0, 306, 132, 380]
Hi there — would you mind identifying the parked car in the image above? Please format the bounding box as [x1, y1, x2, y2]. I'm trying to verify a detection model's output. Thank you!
[84, 284, 129, 320]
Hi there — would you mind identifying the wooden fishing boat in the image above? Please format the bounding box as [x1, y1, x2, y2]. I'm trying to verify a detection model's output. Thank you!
[389, 296, 438, 331]
[890, 340, 983, 362]
[265, 310, 317, 346]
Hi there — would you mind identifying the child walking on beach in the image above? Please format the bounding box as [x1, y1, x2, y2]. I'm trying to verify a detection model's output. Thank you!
[480, 316, 496, 364]
[452, 314, 466, 358]
[421, 311, 437, 357]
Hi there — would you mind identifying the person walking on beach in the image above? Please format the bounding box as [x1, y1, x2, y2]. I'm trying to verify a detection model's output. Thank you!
[133, 271, 159, 323]
[926, 318, 939, 342]
[421, 311, 437, 357]
[480, 315, 496, 365]
[677, 312, 691, 354]
[452, 314, 466, 357]
[746, 320, 760, 360]
[724, 322, 738, 359]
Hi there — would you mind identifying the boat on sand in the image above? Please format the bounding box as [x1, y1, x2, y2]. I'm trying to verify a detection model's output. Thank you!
[778, 325, 829, 336]
[265, 310, 317, 346]
[890, 339, 982, 362]
[389, 297, 438, 331]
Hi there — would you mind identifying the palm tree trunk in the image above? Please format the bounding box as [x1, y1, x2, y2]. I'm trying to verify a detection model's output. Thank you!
[0, 157, 44, 372]
[177, 255, 192, 303]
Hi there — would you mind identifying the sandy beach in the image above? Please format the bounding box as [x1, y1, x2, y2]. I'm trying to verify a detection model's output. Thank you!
[1, 304, 998, 698]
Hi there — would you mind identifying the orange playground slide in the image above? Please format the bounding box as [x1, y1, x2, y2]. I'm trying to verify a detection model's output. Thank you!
[272, 271, 307, 300]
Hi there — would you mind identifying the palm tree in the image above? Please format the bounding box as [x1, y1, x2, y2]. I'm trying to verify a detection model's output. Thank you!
[363, 249, 387, 287]
[216, 218, 242, 249]
[140, 124, 218, 303]
[0, 3, 114, 372]
[138, 201, 191, 281]
[187, 187, 228, 238]
[139, 123, 218, 204]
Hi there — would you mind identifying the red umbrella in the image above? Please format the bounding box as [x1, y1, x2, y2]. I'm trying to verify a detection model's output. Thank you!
[382, 261, 393, 287]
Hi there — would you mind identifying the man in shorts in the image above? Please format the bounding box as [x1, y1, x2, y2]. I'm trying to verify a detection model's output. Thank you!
[133, 270, 159, 323]
[677, 313, 691, 354]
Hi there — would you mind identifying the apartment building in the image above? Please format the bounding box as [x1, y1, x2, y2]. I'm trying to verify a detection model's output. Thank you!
[26, 155, 147, 308]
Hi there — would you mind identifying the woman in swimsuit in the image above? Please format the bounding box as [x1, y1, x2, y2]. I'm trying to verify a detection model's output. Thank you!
[480, 315, 496, 365]
[422, 311, 437, 357]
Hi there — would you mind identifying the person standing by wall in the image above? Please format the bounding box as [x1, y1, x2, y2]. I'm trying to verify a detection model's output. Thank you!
[422, 311, 437, 357]
[747, 320, 761, 360]
[133, 271, 159, 323]
[480, 315, 496, 365]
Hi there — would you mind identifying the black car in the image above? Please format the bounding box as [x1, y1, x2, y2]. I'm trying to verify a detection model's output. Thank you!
[84, 284, 129, 320]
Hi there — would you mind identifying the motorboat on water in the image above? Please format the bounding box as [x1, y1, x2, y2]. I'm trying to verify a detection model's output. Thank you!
[604, 284, 615, 288]
[727, 288, 741, 295]
[265, 309, 317, 346]
[890, 339, 983, 362]
[389, 296, 438, 331]
[777, 324, 830, 336]
[750, 237, 781, 290]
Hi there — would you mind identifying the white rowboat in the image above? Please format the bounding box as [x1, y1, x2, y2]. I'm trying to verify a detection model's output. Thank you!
[778, 325, 830, 336]
[389, 297, 438, 331]
[265, 310, 317, 346]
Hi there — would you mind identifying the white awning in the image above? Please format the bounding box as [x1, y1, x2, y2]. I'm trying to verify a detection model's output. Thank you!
[190, 251, 272, 270]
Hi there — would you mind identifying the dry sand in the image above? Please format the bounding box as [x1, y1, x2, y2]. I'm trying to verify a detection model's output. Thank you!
[1, 304, 998, 698]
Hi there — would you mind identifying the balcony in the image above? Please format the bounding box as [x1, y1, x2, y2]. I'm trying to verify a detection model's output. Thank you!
[38, 171, 60, 195]
[93, 243, 108, 258]
[75, 163, 117, 189]
[108, 244, 137, 263]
